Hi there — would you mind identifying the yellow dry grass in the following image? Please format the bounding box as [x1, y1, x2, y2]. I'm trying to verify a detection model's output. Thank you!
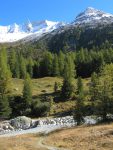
[10, 77, 90, 115]
[11, 77, 63, 96]
[0, 134, 47, 150]
[44, 123, 113, 150]
[1, 123, 113, 150]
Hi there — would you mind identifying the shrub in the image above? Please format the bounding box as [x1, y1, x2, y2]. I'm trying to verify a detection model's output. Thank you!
[31, 99, 50, 117]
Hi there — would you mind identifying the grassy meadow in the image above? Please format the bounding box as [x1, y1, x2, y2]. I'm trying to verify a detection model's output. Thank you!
[10, 77, 90, 116]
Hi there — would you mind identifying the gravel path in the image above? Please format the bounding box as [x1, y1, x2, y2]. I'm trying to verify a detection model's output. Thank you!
[0, 124, 73, 138]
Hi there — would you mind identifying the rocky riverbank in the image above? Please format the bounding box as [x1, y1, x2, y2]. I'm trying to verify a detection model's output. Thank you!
[0, 116, 98, 137]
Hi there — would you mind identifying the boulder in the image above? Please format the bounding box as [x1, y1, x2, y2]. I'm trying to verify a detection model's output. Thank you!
[32, 120, 40, 127]
[10, 116, 32, 130]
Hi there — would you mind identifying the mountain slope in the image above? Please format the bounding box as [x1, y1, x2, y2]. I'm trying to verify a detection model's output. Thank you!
[35, 7, 113, 52]
[0, 20, 65, 43]
[0, 7, 113, 47]
[73, 7, 113, 26]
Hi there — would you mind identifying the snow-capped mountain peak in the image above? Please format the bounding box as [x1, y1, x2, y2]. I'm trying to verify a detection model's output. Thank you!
[73, 7, 113, 26]
[0, 20, 65, 43]
[43, 20, 58, 26]
[8, 23, 22, 33]
[1, 7, 113, 43]
[85, 7, 100, 13]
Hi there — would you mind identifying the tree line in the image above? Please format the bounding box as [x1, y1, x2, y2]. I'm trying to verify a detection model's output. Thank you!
[0, 49, 50, 118]
[1, 47, 113, 124]
[61, 59, 113, 125]
[7, 47, 113, 79]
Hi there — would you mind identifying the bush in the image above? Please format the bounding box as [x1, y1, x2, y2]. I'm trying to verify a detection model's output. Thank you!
[31, 99, 50, 117]
[10, 96, 31, 117]
[10, 96, 23, 117]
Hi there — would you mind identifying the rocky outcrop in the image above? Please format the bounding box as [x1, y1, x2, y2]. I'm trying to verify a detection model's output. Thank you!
[37, 116, 75, 126]
[10, 116, 32, 130]
[0, 121, 14, 134]
[0, 115, 98, 136]
[0, 116, 75, 135]
[0, 116, 33, 135]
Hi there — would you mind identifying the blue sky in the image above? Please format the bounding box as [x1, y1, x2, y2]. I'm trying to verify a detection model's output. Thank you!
[0, 0, 113, 25]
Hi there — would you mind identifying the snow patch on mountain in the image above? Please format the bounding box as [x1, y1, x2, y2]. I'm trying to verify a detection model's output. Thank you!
[1, 7, 113, 43]
[73, 7, 113, 25]
[0, 20, 65, 43]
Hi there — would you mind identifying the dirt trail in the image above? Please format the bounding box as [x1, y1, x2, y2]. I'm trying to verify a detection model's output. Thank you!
[37, 136, 69, 150]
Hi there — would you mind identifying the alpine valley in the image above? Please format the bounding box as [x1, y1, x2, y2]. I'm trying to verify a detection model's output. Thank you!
[1, 7, 113, 52]
[1, 6, 113, 150]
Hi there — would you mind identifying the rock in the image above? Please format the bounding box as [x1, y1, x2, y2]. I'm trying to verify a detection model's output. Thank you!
[0, 128, 4, 132]
[3, 125, 9, 130]
[8, 125, 14, 131]
[10, 116, 32, 130]
[32, 120, 40, 127]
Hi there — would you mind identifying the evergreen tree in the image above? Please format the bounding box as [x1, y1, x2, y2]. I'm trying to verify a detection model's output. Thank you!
[14, 56, 20, 78]
[98, 53, 105, 72]
[63, 56, 75, 79]
[33, 61, 40, 78]
[19, 55, 27, 79]
[58, 51, 65, 76]
[40, 52, 53, 77]
[74, 77, 84, 125]
[52, 54, 60, 76]
[27, 57, 34, 78]
[61, 56, 75, 99]
[61, 79, 74, 99]
[9, 50, 16, 78]
[90, 72, 99, 114]
[95, 65, 113, 121]
[0, 49, 12, 118]
[22, 74, 32, 115]
[0, 96, 11, 118]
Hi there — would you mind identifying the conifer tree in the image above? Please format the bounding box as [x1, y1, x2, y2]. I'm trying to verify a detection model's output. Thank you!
[98, 53, 105, 72]
[74, 77, 84, 125]
[61, 56, 75, 99]
[95, 65, 113, 121]
[0, 96, 11, 118]
[9, 50, 16, 78]
[27, 57, 34, 78]
[19, 55, 27, 79]
[22, 74, 32, 115]
[0, 49, 12, 118]
[40, 52, 53, 76]
[52, 54, 60, 76]
[90, 72, 99, 114]
[58, 51, 65, 76]
[14, 57, 20, 78]
[33, 61, 40, 78]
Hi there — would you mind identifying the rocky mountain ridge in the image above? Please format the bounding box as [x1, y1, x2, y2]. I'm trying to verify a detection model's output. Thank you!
[0, 7, 113, 43]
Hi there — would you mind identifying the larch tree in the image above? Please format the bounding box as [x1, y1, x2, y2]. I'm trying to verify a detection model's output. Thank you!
[0, 49, 12, 118]
[61, 56, 75, 99]
[22, 73, 32, 115]
[74, 77, 85, 125]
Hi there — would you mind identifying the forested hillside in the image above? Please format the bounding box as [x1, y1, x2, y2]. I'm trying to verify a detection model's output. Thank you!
[0, 46, 113, 124]
[1, 11, 113, 122]
[34, 24, 113, 52]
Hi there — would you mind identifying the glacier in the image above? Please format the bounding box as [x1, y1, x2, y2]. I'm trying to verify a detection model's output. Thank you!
[0, 20, 65, 43]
